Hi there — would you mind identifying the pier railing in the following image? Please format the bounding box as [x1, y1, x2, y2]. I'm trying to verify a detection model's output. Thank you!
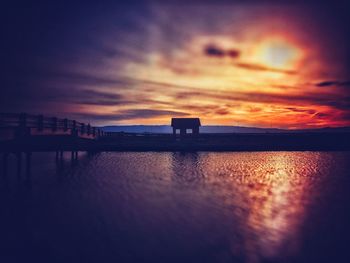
[0, 113, 105, 140]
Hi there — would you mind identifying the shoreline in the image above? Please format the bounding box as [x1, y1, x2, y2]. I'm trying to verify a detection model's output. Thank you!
[1, 132, 349, 152]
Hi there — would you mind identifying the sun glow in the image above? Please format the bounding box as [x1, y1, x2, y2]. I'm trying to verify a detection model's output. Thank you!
[254, 37, 303, 69]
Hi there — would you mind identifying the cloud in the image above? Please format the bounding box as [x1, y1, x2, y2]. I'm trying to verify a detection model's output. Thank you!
[204, 45, 225, 57]
[72, 109, 190, 123]
[325, 99, 350, 111]
[26, 86, 131, 107]
[248, 106, 262, 113]
[76, 89, 134, 106]
[215, 108, 230, 115]
[227, 49, 240, 58]
[315, 80, 350, 87]
[169, 103, 227, 116]
[204, 44, 240, 58]
[235, 62, 296, 74]
[44, 72, 134, 87]
[175, 91, 203, 100]
[312, 112, 331, 119]
[285, 107, 317, 115]
[0, 69, 140, 112]
[118, 109, 190, 119]
[173, 88, 350, 113]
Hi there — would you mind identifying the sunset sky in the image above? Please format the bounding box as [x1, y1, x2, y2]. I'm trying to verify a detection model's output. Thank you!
[2, 1, 350, 128]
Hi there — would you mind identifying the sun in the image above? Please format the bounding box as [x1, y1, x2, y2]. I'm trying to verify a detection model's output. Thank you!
[255, 38, 302, 69]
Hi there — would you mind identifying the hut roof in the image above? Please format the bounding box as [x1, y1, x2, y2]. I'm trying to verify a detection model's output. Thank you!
[171, 118, 201, 128]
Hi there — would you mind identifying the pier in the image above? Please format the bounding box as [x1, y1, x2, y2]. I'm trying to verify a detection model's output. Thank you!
[0, 113, 106, 180]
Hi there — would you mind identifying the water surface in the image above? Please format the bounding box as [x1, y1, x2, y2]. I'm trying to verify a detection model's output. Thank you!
[1, 151, 350, 263]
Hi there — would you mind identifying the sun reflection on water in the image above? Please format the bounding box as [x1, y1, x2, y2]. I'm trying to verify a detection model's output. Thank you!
[194, 152, 325, 262]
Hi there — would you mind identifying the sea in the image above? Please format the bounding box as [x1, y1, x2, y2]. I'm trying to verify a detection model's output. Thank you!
[1, 151, 350, 263]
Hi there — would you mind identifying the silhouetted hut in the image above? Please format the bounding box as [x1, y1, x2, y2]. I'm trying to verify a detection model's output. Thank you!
[171, 118, 201, 136]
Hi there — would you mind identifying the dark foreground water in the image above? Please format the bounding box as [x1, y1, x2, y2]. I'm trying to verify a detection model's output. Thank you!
[1, 151, 350, 263]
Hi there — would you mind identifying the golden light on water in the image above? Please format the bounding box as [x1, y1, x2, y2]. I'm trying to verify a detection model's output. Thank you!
[243, 153, 306, 261]
[194, 152, 326, 262]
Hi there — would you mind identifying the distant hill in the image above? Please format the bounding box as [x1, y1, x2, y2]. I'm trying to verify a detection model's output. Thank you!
[101, 125, 350, 134]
